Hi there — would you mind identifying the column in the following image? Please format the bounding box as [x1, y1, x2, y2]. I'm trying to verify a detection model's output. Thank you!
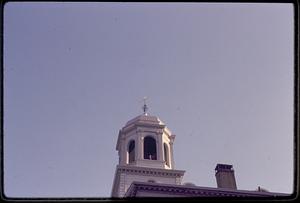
[157, 132, 164, 162]
[170, 134, 176, 169]
[136, 131, 144, 160]
[120, 136, 126, 165]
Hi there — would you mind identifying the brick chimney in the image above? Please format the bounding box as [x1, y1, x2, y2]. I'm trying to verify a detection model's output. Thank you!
[215, 164, 237, 190]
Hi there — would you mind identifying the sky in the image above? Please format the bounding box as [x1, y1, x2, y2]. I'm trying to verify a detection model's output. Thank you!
[3, 2, 294, 198]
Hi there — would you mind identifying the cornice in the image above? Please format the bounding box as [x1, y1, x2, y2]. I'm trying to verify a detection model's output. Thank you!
[116, 165, 185, 178]
[122, 123, 165, 134]
[125, 182, 288, 197]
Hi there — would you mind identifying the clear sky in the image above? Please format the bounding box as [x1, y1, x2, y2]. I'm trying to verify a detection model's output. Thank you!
[4, 2, 294, 198]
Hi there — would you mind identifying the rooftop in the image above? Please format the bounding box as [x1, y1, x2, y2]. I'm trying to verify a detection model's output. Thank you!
[125, 181, 289, 198]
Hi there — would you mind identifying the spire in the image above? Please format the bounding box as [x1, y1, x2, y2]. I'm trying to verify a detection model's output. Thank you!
[142, 96, 148, 115]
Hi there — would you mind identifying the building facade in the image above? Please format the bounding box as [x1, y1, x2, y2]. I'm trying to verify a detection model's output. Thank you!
[111, 111, 288, 198]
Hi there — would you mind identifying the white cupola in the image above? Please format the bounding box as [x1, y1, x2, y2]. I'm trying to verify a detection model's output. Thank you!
[111, 102, 185, 197]
[115, 114, 175, 169]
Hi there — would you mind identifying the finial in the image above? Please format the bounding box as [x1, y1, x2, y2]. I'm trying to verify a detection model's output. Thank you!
[142, 96, 148, 115]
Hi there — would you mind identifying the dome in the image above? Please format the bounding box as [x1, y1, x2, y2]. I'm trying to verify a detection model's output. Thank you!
[118, 114, 171, 139]
[125, 114, 165, 126]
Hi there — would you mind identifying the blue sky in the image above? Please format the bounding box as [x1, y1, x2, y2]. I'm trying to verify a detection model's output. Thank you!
[4, 2, 294, 197]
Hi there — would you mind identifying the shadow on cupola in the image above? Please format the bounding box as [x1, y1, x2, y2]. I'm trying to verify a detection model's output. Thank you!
[143, 136, 157, 160]
[128, 140, 135, 163]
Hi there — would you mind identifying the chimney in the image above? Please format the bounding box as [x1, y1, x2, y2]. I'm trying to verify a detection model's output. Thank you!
[215, 164, 237, 190]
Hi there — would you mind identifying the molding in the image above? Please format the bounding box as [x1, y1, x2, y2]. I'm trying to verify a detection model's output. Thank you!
[125, 182, 289, 197]
[122, 123, 165, 135]
[116, 165, 185, 178]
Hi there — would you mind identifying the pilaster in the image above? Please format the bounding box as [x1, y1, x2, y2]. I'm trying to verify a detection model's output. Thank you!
[170, 135, 176, 169]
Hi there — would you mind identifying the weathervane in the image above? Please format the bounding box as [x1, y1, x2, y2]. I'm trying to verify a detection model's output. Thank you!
[142, 96, 148, 115]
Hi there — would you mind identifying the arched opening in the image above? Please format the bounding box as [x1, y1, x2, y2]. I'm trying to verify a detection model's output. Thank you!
[164, 143, 170, 166]
[144, 136, 157, 160]
[128, 140, 135, 164]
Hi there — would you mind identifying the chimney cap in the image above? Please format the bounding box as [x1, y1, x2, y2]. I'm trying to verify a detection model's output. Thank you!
[215, 163, 234, 171]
